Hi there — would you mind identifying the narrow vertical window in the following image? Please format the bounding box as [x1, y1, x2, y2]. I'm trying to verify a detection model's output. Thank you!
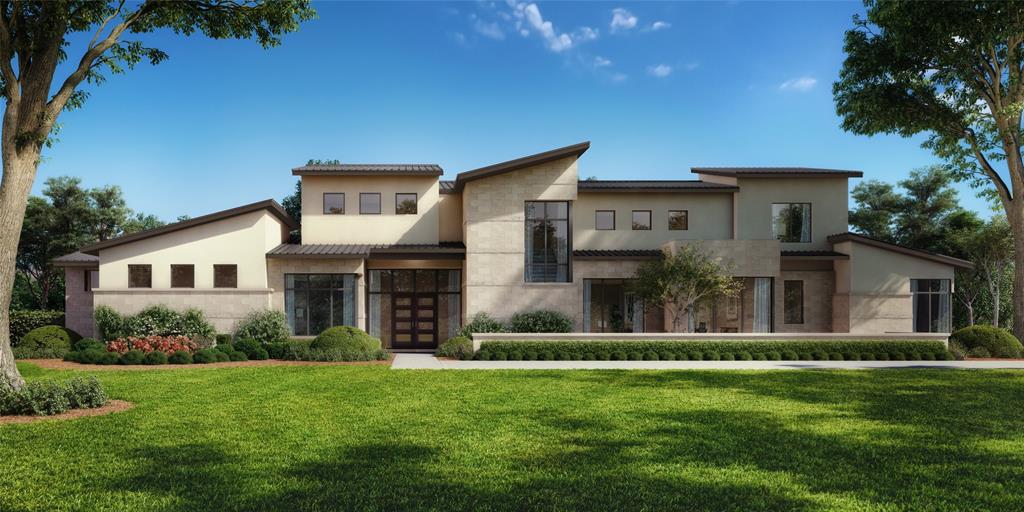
[668, 210, 688, 230]
[525, 201, 570, 282]
[214, 264, 238, 288]
[784, 280, 804, 324]
[395, 193, 418, 214]
[128, 265, 152, 288]
[360, 193, 381, 214]
[323, 193, 345, 214]
[171, 265, 195, 288]
[631, 210, 652, 230]
[911, 279, 951, 332]
[595, 210, 615, 230]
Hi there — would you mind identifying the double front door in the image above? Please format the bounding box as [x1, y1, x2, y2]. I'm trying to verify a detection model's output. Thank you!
[392, 293, 438, 349]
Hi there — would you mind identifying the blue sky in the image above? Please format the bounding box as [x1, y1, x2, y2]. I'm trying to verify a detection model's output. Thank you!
[34, 1, 996, 220]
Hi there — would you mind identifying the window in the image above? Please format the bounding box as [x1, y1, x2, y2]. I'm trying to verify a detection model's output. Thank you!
[171, 265, 195, 288]
[584, 279, 643, 333]
[395, 193, 418, 215]
[284, 274, 357, 336]
[360, 193, 381, 214]
[912, 279, 951, 333]
[525, 201, 570, 282]
[772, 203, 811, 243]
[128, 265, 151, 288]
[85, 270, 99, 292]
[784, 280, 804, 324]
[668, 210, 688, 230]
[595, 210, 615, 230]
[631, 210, 652, 230]
[323, 193, 345, 214]
[214, 264, 238, 288]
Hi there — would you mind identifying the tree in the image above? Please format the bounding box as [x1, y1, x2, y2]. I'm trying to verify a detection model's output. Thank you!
[848, 180, 902, 241]
[121, 212, 164, 234]
[282, 178, 300, 242]
[834, 1, 1024, 340]
[627, 244, 742, 332]
[953, 217, 1014, 327]
[0, 1, 315, 390]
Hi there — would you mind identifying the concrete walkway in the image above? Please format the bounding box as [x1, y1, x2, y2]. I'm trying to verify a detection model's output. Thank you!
[391, 353, 1024, 370]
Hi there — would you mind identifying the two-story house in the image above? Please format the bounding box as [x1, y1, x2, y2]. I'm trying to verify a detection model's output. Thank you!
[55, 141, 970, 349]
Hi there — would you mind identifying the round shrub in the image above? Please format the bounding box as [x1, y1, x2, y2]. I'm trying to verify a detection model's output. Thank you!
[753, 352, 767, 361]
[967, 346, 991, 358]
[18, 325, 74, 358]
[555, 351, 573, 360]
[507, 310, 573, 333]
[812, 351, 828, 361]
[119, 350, 145, 365]
[98, 352, 120, 365]
[144, 351, 168, 365]
[950, 325, 1023, 358]
[766, 351, 782, 361]
[232, 309, 290, 344]
[492, 351, 508, 361]
[610, 351, 626, 361]
[523, 350, 538, 361]
[938, 351, 955, 360]
[643, 351, 659, 361]
[628, 351, 643, 361]
[507, 351, 523, 360]
[251, 347, 269, 360]
[798, 352, 813, 361]
[703, 351, 720, 361]
[907, 352, 922, 361]
[891, 352, 906, 361]
[569, 352, 584, 361]
[76, 349, 105, 364]
[736, 352, 753, 361]
[192, 348, 219, 364]
[688, 351, 702, 361]
[228, 351, 248, 362]
[215, 343, 235, 354]
[457, 312, 507, 338]
[437, 336, 474, 360]
[310, 326, 381, 359]
[168, 350, 193, 364]
[676, 352, 690, 361]
[537, 351, 553, 361]
[73, 338, 105, 352]
[843, 352, 859, 361]
[875, 352, 890, 361]
[215, 351, 230, 362]
[581, 352, 595, 361]
[861, 352, 875, 361]
[63, 351, 78, 362]
[595, 352, 610, 361]
[781, 351, 797, 360]
[233, 338, 262, 359]
[921, 352, 935, 361]
[720, 352, 735, 361]
[659, 351, 675, 361]
[829, 352, 843, 361]
[476, 350, 492, 361]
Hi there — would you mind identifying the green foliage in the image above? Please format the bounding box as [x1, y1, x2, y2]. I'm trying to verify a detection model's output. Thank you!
[193, 349, 220, 364]
[215, 343, 235, 354]
[14, 325, 76, 358]
[233, 339, 263, 359]
[456, 312, 506, 339]
[63, 377, 107, 409]
[950, 325, 1023, 358]
[232, 310, 290, 344]
[94, 305, 215, 341]
[215, 334, 232, 346]
[508, 310, 573, 333]
[282, 179, 302, 242]
[97, 352, 120, 365]
[1, 377, 106, 416]
[143, 351, 168, 365]
[436, 336, 474, 360]
[264, 342, 292, 360]
[73, 338, 104, 352]
[8, 310, 64, 346]
[310, 326, 381, 358]
[228, 351, 248, 362]
[119, 350, 145, 365]
[168, 351, 193, 365]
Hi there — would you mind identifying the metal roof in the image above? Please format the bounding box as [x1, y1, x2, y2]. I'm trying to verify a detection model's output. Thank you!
[577, 180, 738, 193]
[51, 251, 99, 266]
[439, 180, 457, 194]
[292, 164, 443, 177]
[691, 167, 864, 178]
[573, 249, 663, 259]
[450, 141, 590, 192]
[780, 250, 850, 260]
[827, 232, 972, 269]
[267, 242, 466, 259]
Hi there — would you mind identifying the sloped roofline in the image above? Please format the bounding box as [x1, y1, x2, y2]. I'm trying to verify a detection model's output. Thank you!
[692, 167, 864, 178]
[450, 141, 590, 191]
[827, 232, 972, 269]
[80, 199, 298, 255]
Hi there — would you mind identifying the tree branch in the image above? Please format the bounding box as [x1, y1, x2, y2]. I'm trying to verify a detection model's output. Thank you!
[965, 128, 1013, 205]
[0, 1, 21, 102]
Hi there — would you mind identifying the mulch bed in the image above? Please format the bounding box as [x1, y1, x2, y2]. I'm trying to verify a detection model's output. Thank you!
[0, 400, 134, 425]
[21, 356, 393, 371]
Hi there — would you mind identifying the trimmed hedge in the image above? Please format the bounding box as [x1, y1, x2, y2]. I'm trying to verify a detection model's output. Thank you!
[13, 325, 80, 359]
[950, 325, 1023, 359]
[507, 310, 573, 333]
[9, 310, 64, 346]
[476, 340, 952, 362]
[1, 377, 106, 416]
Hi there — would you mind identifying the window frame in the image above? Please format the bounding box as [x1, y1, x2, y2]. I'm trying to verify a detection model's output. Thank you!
[631, 210, 652, 231]
[668, 210, 689, 231]
[395, 193, 418, 215]
[911, 278, 952, 333]
[783, 280, 804, 324]
[284, 273, 358, 336]
[771, 202, 812, 243]
[595, 210, 616, 230]
[170, 264, 195, 289]
[323, 192, 345, 214]
[128, 264, 152, 288]
[213, 264, 238, 289]
[84, 269, 99, 292]
[524, 201, 572, 283]
[359, 193, 382, 215]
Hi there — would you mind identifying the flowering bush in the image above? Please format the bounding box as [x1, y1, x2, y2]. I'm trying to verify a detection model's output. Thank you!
[106, 335, 198, 355]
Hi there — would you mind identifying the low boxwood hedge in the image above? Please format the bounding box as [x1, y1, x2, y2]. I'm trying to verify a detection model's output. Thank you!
[475, 340, 952, 362]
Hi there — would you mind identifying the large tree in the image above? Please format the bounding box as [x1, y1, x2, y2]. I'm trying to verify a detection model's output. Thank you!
[834, 1, 1024, 339]
[953, 217, 1014, 327]
[0, 1, 315, 390]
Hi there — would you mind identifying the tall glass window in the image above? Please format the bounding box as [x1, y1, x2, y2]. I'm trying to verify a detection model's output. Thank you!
[783, 280, 804, 324]
[583, 279, 643, 333]
[772, 203, 811, 243]
[912, 279, 951, 333]
[525, 201, 570, 282]
[367, 269, 461, 347]
[284, 274, 356, 336]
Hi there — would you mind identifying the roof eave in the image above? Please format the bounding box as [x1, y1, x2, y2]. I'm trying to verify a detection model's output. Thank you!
[453, 141, 590, 191]
[827, 232, 973, 269]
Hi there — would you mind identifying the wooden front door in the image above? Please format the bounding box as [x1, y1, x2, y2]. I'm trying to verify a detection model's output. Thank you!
[392, 293, 438, 349]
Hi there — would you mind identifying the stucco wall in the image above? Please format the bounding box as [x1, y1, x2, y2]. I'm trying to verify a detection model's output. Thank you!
[97, 210, 284, 289]
[64, 267, 95, 337]
[462, 155, 579, 323]
[438, 193, 463, 242]
[664, 239, 781, 278]
[301, 175, 440, 245]
[733, 177, 850, 251]
[573, 192, 733, 249]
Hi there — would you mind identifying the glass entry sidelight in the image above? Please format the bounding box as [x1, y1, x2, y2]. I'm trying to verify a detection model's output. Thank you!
[368, 269, 461, 349]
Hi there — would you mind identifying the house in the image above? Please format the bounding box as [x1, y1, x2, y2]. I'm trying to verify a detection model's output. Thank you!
[53, 141, 971, 349]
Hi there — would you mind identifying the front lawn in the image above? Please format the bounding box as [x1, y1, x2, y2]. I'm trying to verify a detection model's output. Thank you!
[3, 364, 1023, 511]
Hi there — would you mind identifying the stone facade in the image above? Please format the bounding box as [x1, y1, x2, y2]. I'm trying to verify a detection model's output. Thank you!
[92, 289, 272, 334]
[777, 270, 834, 333]
[63, 267, 95, 337]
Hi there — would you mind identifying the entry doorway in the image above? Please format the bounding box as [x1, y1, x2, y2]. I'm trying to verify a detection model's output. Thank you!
[392, 293, 438, 349]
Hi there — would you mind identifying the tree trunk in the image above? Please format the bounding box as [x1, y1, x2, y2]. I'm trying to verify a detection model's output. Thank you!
[966, 302, 974, 326]
[0, 152, 40, 391]
[1011, 206, 1024, 340]
[989, 264, 1002, 328]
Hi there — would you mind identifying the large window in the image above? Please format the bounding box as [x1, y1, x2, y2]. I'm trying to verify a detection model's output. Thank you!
[360, 193, 381, 214]
[784, 280, 804, 324]
[595, 210, 615, 230]
[632, 210, 652, 230]
[214, 264, 237, 288]
[128, 264, 151, 288]
[584, 279, 643, 333]
[323, 193, 345, 214]
[525, 201, 570, 282]
[912, 279, 951, 333]
[171, 264, 195, 288]
[395, 193, 418, 214]
[284, 274, 357, 336]
[772, 203, 811, 243]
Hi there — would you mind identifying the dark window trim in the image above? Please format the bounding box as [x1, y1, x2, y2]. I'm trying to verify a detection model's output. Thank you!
[84, 269, 92, 292]
[323, 192, 345, 214]
[128, 264, 152, 289]
[631, 210, 652, 231]
[170, 264, 195, 289]
[524, 201, 572, 283]
[910, 278, 952, 333]
[595, 210, 616, 230]
[213, 264, 238, 289]
[395, 193, 418, 215]
[772, 202, 813, 244]
[668, 210, 689, 231]
[783, 280, 804, 324]
[360, 193, 382, 215]
[284, 273, 358, 335]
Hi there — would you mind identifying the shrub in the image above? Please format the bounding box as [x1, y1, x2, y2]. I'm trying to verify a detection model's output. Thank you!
[436, 336, 474, 360]
[215, 343, 235, 354]
[843, 352, 859, 361]
[581, 352, 595, 360]
[781, 351, 798, 360]
[737, 352, 753, 361]
[215, 351, 231, 362]
[861, 352, 875, 361]
[876, 352, 890, 361]
[106, 335, 198, 355]
[119, 350, 145, 365]
[508, 351, 523, 360]
[891, 352, 906, 361]
[812, 351, 828, 361]
[251, 347, 270, 360]
[720, 352, 735, 361]
[74, 338, 105, 352]
[766, 351, 782, 361]
[64, 377, 107, 409]
[492, 351, 508, 361]
[232, 310, 290, 344]
[457, 312, 507, 339]
[688, 351, 702, 361]
[228, 351, 248, 362]
[143, 351, 168, 365]
[95, 304, 215, 341]
[476, 350, 492, 361]
[77, 349, 106, 364]
[264, 342, 289, 359]
[703, 351, 720, 361]
[523, 350, 538, 361]
[98, 352, 120, 365]
[309, 326, 381, 361]
[948, 341, 969, 360]
[610, 351, 626, 361]
[507, 310, 573, 333]
[193, 348, 220, 364]
[168, 350, 193, 364]
[643, 351, 659, 361]
[9, 310, 65, 347]
[753, 353, 767, 361]
[94, 305, 124, 341]
[829, 352, 843, 361]
[921, 352, 936, 361]
[537, 351, 553, 361]
[234, 339, 262, 359]
[1, 377, 107, 416]
[968, 346, 992, 358]
[215, 334, 232, 346]
[950, 325, 1024, 358]
[14, 325, 75, 359]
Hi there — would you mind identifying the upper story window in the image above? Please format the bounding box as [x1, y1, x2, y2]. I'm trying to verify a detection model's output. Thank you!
[784, 280, 804, 324]
[772, 203, 811, 243]
[128, 264, 151, 288]
[360, 193, 381, 215]
[595, 210, 615, 230]
[396, 193, 418, 215]
[668, 210, 688, 231]
[323, 193, 345, 214]
[911, 279, 951, 333]
[214, 264, 238, 288]
[525, 201, 570, 283]
[631, 210, 652, 230]
[171, 264, 195, 288]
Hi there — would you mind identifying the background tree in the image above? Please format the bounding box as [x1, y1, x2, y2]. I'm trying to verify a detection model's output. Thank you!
[282, 179, 301, 242]
[0, 1, 315, 390]
[834, 1, 1024, 339]
[953, 217, 1014, 327]
[628, 244, 742, 332]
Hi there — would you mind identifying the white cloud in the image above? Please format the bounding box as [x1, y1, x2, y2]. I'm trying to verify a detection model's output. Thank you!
[610, 8, 638, 32]
[650, 21, 671, 31]
[510, 2, 573, 52]
[593, 56, 612, 67]
[574, 26, 599, 42]
[473, 19, 505, 40]
[611, 73, 628, 82]
[779, 76, 818, 92]
[647, 64, 672, 77]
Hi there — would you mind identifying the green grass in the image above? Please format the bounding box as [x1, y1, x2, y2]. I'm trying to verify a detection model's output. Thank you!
[3, 363, 1023, 511]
